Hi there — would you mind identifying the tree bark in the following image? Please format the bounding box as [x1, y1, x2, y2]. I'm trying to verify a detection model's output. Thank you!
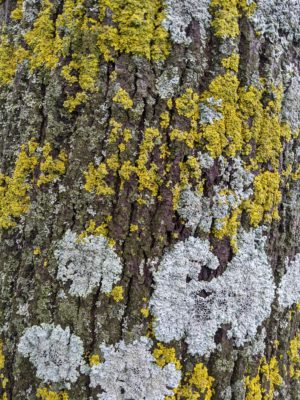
[0, 0, 300, 399]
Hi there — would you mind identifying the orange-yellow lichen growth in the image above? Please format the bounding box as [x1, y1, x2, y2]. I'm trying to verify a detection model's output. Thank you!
[0, 340, 8, 400]
[36, 388, 69, 400]
[113, 88, 133, 110]
[201, 72, 242, 158]
[84, 162, 115, 196]
[210, 0, 240, 38]
[109, 285, 124, 302]
[245, 357, 282, 400]
[288, 332, 300, 379]
[168, 363, 214, 400]
[11, 0, 23, 20]
[0, 35, 26, 86]
[37, 143, 67, 186]
[245, 171, 281, 227]
[98, 0, 170, 61]
[24, 0, 59, 71]
[153, 343, 181, 370]
[0, 139, 38, 229]
[89, 354, 100, 366]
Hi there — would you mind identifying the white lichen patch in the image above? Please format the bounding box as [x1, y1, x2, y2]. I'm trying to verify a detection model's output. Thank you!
[252, 0, 300, 43]
[89, 336, 181, 400]
[277, 253, 300, 308]
[149, 237, 219, 349]
[282, 76, 300, 132]
[55, 230, 123, 297]
[178, 157, 254, 232]
[150, 229, 275, 356]
[18, 324, 84, 386]
[163, 0, 212, 45]
[156, 67, 180, 99]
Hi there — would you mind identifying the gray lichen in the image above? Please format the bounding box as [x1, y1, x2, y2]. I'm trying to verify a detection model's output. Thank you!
[89, 336, 181, 399]
[163, 0, 212, 45]
[55, 230, 123, 298]
[277, 253, 300, 308]
[251, 0, 300, 43]
[150, 229, 275, 356]
[18, 324, 85, 386]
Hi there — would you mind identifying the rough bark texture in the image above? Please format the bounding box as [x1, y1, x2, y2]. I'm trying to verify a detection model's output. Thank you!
[0, 0, 300, 399]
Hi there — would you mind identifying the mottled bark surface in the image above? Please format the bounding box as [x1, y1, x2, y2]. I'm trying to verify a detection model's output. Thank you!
[0, 0, 300, 399]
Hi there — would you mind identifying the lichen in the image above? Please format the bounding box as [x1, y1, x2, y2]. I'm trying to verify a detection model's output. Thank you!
[150, 229, 275, 355]
[112, 88, 133, 110]
[162, 0, 211, 45]
[89, 336, 181, 399]
[245, 357, 283, 400]
[245, 171, 281, 227]
[0, 139, 38, 229]
[169, 363, 215, 400]
[108, 285, 124, 302]
[18, 324, 85, 385]
[37, 143, 67, 187]
[251, 0, 300, 42]
[36, 388, 69, 400]
[55, 230, 123, 298]
[277, 254, 300, 308]
[288, 332, 300, 379]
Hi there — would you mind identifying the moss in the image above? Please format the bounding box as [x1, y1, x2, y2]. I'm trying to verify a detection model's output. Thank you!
[36, 388, 69, 400]
[113, 88, 133, 110]
[245, 171, 281, 227]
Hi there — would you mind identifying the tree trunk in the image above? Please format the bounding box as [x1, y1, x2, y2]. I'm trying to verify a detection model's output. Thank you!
[0, 0, 300, 399]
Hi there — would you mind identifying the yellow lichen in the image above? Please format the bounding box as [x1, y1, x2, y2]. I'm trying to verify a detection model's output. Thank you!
[98, 0, 170, 61]
[245, 171, 281, 227]
[169, 363, 214, 400]
[37, 143, 67, 187]
[221, 53, 240, 72]
[11, 0, 23, 20]
[288, 332, 300, 379]
[140, 307, 150, 318]
[33, 247, 42, 256]
[153, 343, 181, 370]
[89, 354, 100, 366]
[0, 139, 38, 229]
[113, 88, 133, 110]
[210, 0, 240, 38]
[24, 0, 60, 71]
[0, 35, 26, 86]
[109, 285, 124, 302]
[245, 357, 283, 400]
[36, 388, 69, 400]
[0, 340, 8, 400]
[84, 162, 115, 196]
